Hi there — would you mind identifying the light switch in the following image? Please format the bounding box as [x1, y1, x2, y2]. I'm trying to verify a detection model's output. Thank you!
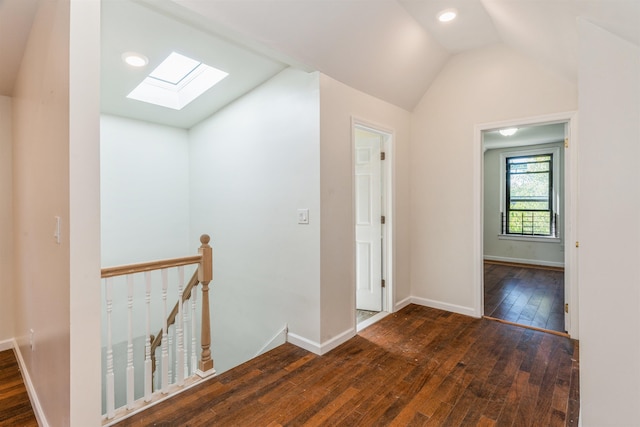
[297, 208, 309, 224]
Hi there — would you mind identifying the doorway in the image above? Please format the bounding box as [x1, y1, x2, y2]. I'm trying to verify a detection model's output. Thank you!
[475, 113, 578, 337]
[353, 122, 392, 331]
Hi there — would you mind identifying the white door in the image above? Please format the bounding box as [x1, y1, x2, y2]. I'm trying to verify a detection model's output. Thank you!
[355, 128, 383, 311]
[563, 122, 570, 333]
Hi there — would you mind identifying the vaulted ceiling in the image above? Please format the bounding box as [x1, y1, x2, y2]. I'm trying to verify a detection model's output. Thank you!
[1, 0, 638, 128]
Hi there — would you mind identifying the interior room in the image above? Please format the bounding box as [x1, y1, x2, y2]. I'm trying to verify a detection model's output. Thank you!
[483, 123, 567, 334]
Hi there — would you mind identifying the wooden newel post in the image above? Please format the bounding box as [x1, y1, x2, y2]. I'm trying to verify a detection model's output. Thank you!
[197, 234, 215, 377]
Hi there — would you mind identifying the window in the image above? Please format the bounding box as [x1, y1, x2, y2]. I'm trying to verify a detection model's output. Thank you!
[127, 52, 229, 110]
[505, 154, 553, 235]
[499, 146, 560, 238]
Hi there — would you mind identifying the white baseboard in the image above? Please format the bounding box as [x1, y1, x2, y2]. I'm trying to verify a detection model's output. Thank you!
[0, 338, 13, 352]
[287, 327, 356, 356]
[287, 332, 321, 354]
[319, 328, 356, 355]
[410, 297, 477, 318]
[483, 255, 564, 268]
[12, 339, 50, 427]
[394, 296, 412, 312]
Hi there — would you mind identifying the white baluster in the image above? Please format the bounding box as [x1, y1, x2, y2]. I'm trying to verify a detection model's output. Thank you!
[168, 324, 173, 384]
[144, 271, 152, 402]
[176, 266, 185, 386]
[161, 269, 169, 393]
[126, 275, 135, 409]
[105, 278, 115, 419]
[191, 286, 198, 376]
[183, 298, 189, 378]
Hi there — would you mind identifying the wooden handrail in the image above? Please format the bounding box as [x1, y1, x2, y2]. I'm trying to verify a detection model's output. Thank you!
[102, 234, 214, 410]
[101, 255, 202, 278]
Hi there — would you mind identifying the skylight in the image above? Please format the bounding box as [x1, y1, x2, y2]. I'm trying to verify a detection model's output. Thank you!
[127, 52, 228, 110]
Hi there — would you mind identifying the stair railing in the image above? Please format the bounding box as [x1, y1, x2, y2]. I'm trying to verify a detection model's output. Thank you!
[101, 234, 214, 421]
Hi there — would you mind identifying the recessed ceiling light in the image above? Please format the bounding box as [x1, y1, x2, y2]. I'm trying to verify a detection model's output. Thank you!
[122, 52, 148, 67]
[499, 128, 519, 137]
[127, 51, 229, 110]
[438, 9, 457, 23]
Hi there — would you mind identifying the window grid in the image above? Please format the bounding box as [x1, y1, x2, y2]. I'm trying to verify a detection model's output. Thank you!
[505, 154, 554, 236]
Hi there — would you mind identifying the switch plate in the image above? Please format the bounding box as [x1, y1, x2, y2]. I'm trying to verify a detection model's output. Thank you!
[53, 216, 61, 244]
[297, 209, 309, 224]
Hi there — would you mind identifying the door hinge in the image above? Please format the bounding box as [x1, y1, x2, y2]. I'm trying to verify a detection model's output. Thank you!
[380, 152, 386, 160]
[564, 138, 569, 148]
[381, 279, 386, 288]
[575, 241, 580, 248]
[381, 215, 386, 224]
[565, 303, 569, 313]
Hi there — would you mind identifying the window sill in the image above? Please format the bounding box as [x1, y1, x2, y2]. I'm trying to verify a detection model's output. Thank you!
[498, 234, 561, 243]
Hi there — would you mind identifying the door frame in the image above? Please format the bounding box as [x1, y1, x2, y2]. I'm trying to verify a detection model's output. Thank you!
[352, 117, 395, 325]
[473, 111, 579, 338]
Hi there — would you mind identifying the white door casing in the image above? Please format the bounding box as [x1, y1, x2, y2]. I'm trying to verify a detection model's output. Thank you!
[474, 111, 578, 338]
[355, 128, 383, 311]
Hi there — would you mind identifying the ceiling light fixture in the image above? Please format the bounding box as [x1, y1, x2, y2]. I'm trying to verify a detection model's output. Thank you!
[438, 9, 457, 23]
[122, 52, 148, 68]
[499, 128, 518, 137]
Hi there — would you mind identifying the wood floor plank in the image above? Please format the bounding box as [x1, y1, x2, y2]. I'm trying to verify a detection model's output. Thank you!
[0, 350, 38, 427]
[114, 304, 579, 427]
[485, 261, 565, 334]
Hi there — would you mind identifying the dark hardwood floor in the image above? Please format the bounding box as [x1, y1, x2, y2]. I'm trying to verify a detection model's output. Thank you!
[0, 349, 38, 427]
[117, 304, 579, 426]
[484, 262, 565, 333]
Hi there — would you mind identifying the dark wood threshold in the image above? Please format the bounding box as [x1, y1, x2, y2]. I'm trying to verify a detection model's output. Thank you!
[484, 315, 569, 338]
[484, 259, 565, 272]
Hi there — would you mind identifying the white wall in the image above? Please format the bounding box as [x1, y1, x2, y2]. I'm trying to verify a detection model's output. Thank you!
[577, 20, 640, 425]
[483, 142, 564, 266]
[11, 2, 102, 425]
[100, 114, 191, 266]
[318, 74, 412, 346]
[189, 68, 322, 371]
[100, 114, 192, 361]
[69, 2, 102, 424]
[0, 96, 13, 343]
[410, 44, 577, 315]
[12, 0, 71, 425]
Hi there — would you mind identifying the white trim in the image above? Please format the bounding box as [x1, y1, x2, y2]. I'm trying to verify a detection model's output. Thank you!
[410, 297, 477, 318]
[484, 255, 564, 268]
[564, 114, 579, 337]
[287, 333, 321, 354]
[102, 373, 217, 426]
[0, 338, 13, 352]
[12, 339, 50, 427]
[319, 328, 356, 354]
[287, 328, 356, 356]
[394, 296, 412, 312]
[357, 311, 389, 332]
[497, 235, 560, 243]
[484, 137, 564, 151]
[474, 111, 579, 337]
